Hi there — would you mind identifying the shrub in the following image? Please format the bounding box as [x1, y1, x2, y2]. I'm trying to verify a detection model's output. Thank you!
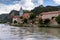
[29, 14, 36, 20]
[23, 18, 28, 23]
[56, 15, 60, 24]
[44, 19, 50, 25]
[38, 18, 43, 24]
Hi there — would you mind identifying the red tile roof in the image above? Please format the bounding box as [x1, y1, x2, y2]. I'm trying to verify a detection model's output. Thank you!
[23, 13, 31, 19]
[13, 16, 20, 18]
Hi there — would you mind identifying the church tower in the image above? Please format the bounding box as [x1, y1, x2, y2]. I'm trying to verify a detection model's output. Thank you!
[19, 7, 23, 16]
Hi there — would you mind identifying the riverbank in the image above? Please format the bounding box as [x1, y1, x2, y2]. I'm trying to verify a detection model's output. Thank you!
[10, 23, 35, 27]
[39, 25, 60, 28]
[10, 23, 60, 28]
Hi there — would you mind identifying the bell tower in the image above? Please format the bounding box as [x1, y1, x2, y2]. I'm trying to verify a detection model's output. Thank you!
[19, 7, 23, 16]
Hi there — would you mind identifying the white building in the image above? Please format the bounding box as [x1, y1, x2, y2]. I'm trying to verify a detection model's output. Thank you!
[40, 11, 60, 25]
[40, 11, 60, 19]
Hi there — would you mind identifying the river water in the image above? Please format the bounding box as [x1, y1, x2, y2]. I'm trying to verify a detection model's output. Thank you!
[0, 24, 60, 40]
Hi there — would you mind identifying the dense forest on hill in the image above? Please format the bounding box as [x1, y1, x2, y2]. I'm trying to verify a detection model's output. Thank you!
[31, 5, 60, 15]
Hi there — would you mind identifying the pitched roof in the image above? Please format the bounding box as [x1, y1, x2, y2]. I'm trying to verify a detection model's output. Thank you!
[13, 16, 20, 18]
[22, 13, 31, 19]
[41, 11, 60, 15]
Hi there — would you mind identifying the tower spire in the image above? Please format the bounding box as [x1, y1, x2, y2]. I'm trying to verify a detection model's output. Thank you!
[19, 7, 23, 16]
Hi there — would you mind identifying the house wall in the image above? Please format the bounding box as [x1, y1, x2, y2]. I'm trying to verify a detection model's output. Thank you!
[22, 13, 31, 19]
[40, 12, 59, 25]
[12, 18, 19, 24]
[12, 17, 22, 24]
[42, 14, 59, 19]
[41, 11, 60, 19]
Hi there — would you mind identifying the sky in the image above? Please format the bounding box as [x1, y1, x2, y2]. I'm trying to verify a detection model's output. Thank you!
[0, 0, 60, 14]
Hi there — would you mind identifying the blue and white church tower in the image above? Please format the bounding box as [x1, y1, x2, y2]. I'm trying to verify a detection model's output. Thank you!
[19, 7, 23, 16]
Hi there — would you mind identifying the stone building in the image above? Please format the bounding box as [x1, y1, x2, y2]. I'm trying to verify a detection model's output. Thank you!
[40, 11, 60, 25]
[40, 11, 60, 19]
[22, 12, 31, 19]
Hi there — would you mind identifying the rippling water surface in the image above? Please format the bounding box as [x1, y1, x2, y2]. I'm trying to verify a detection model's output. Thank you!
[0, 24, 60, 40]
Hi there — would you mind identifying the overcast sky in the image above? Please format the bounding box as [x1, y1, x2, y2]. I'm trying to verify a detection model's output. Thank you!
[0, 0, 60, 14]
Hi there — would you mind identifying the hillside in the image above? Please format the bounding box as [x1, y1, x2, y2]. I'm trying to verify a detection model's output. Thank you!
[31, 5, 60, 15]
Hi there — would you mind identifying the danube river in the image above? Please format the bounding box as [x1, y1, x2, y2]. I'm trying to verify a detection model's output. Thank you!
[0, 24, 60, 40]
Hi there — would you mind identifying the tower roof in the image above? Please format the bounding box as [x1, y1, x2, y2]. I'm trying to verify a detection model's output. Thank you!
[19, 7, 23, 16]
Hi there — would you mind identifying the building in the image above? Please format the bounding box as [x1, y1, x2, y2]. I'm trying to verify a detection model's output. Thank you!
[50, 17, 58, 25]
[12, 7, 23, 25]
[40, 11, 60, 19]
[12, 7, 31, 25]
[22, 12, 31, 19]
[9, 10, 19, 18]
[12, 16, 23, 25]
[40, 11, 60, 25]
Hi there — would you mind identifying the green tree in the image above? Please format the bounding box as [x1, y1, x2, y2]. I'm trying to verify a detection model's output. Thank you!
[44, 19, 50, 25]
[23, 18, 28, 23]
[31, 5, 60, 15]
[29, 14, 36, 20]
[56, 15, 60, 24]
[38, 18, 43, 25]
